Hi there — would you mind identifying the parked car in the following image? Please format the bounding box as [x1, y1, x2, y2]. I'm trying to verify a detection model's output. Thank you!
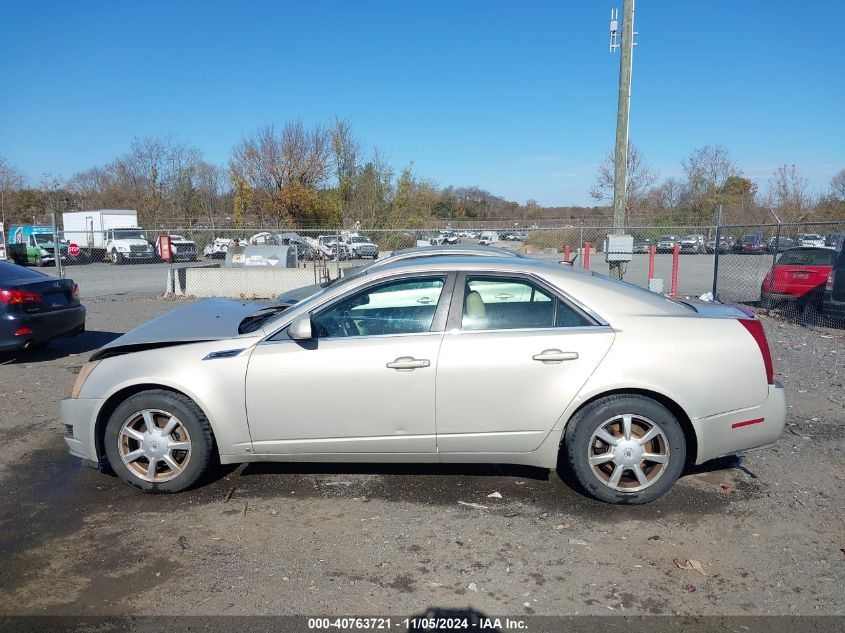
[157, 234, 197, 262]
[824, 233, 845, 250]
[0, 261, 85, 351]
[346, 236, 379, 259]
[767, 236, 795, 253]
[706, 235, 734, 254]
[760, 247, 837, 310]
[203, 237, 236, 259]
[632, 238, 652, 254]
[656, 235, 679, 253]
[822, 244, 845, 321]
[796, 234, 825, 248]
[678, 234, 706, 254]
[63, 256, 785, 504]
[738, 234, 767, 254]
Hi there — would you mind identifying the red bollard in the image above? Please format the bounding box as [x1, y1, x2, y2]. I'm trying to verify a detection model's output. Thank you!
[584, 242, 591, 270]
[564, 245, 571, 262]
[648, 245, 656, 280]
[670, 243, 680, 296]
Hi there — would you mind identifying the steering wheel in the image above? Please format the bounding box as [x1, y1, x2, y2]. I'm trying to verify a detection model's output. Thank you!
[337, 310, 360, 337]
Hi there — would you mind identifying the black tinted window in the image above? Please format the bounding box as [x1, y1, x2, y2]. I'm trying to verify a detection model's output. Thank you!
[777, 249, 836, 266]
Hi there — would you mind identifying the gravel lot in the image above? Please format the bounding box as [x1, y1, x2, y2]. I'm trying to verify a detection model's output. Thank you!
[0, 298, 843, 618]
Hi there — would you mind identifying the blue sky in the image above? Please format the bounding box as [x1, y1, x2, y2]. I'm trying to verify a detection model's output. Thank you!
[1, 0, 842, 206]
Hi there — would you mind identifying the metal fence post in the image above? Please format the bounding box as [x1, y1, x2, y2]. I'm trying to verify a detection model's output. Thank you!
[764, 223, 782, 314]
[578, 224, 584, 268]
[711, 205, 722, 299]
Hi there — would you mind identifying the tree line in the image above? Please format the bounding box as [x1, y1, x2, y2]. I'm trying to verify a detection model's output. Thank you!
[1, 121, 843, 230]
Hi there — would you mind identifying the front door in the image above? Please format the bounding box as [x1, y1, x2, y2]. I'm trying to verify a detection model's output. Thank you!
[436, 273, 615, 454]
[245, 274, 453, 455]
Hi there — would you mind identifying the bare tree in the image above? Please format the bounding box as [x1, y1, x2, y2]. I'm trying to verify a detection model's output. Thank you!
[0, 155, 24, 224]
[680, 145, 741, 222]
[830, 169, 845, 203]
[331, 118, 361, 226]
[589, 142, 658, 209]
[767, 164, 813, 222]
[229, 121, 331, 225]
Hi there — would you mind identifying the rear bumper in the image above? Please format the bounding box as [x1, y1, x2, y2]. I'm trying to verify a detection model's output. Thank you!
[0, 305, 86, 351]
[61, 397, 105, 465]
[692, 382, 787, 465]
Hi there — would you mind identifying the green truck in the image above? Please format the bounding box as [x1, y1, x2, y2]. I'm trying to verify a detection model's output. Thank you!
[7, 225, 68, 266]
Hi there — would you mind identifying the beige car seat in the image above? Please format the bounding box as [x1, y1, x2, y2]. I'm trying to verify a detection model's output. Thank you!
[463, 290, 488, 330]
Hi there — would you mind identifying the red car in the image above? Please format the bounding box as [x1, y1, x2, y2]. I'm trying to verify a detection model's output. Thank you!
[761, 247, 837, 308]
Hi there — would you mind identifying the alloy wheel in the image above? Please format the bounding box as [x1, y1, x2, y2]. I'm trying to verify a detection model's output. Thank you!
[587, 414, 670, 492]
[117, 409, 192, 482]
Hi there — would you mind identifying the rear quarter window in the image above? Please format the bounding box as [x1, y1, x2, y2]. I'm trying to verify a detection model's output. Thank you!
[0, 261, 48, 281]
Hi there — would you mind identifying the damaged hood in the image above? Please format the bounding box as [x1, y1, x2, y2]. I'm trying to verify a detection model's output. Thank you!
[90, 299, 266, 360]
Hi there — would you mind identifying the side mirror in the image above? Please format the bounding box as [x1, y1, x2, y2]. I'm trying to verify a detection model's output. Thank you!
[288, 313, 313, 341]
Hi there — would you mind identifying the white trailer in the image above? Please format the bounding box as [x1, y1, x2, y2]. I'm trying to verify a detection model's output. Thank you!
[62, 210, 148, 262]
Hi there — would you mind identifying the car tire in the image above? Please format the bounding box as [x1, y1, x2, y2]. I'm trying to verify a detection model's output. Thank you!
[104, 389, 215, 493]
[562, 394, 686, 504]
[111, 250, 124, 265]
[35, 255, 45, 267]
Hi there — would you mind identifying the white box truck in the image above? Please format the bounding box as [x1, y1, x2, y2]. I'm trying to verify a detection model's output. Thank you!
[62, 210, 155, 264]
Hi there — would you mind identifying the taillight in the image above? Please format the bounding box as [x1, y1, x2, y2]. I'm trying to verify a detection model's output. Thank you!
[71, 283, 80, 300]
[0, 289, 43, 304]
[827, 270, 835, 292]
[739, 318, 774, 385]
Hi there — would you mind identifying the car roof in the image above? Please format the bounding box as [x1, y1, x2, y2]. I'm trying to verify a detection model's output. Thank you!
[381, 244, 523, 262]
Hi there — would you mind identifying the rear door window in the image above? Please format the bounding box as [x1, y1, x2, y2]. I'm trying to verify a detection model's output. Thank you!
[462, 276, 593, 331]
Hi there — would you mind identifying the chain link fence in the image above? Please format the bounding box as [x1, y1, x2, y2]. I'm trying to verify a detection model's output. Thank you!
[713, 221, 845, 327]
[16, 220, 845, 328]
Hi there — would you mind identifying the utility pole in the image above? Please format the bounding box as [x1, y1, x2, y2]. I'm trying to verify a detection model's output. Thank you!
[609, 0, 636, 279]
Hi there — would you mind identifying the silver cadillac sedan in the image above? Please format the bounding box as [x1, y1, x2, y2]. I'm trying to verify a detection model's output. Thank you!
[62, 256, 786, 504]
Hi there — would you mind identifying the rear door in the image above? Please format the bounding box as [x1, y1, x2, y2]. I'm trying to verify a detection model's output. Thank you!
[435, 272, 614, 454]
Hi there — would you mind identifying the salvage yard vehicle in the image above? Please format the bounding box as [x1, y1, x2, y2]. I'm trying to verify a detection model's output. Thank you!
[63, 255, 786, 504]
[346, 235, 379, 259]
[796, 233, 825, 248]
[157, 234, 197, 262]
[656, 235, 679, 253]
[678, 234, 706, 254]
[738, 234, 767, 254]
[0, 260, 85, 351]
[822, 245, 845, 322]
[760, 247, 836, 311]
[106, 227, 156, 264]
[7, 225, 67, 267]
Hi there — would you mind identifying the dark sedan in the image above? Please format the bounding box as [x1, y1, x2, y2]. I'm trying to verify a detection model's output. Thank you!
[0, 261, 86, 351]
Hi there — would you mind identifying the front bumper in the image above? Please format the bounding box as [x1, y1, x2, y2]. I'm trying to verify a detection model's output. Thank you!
[61, 397, 106, 465]
[692, 382, 787, 464]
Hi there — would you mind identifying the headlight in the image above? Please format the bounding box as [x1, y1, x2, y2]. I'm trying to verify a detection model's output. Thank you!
[71, 360, 101, 399]
[117, 245, 129, 252]
[39, 248, 49, 255]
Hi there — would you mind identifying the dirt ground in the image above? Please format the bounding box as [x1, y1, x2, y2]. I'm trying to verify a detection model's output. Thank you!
[0, 298, 843, 617]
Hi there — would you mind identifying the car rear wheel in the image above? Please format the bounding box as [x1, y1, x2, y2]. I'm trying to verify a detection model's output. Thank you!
[104, 390, 215, 493]
[563, 394, 686, 504]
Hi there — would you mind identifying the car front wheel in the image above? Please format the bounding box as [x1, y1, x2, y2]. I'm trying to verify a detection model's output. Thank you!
[563, 394, 686, 504]
[104, 390, 215, 493]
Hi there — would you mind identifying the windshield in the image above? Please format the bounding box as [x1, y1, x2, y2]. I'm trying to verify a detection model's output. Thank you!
[113, 229, 145, 240]
[803, 234, 822, 240]
[659, 236, 674, 241]
[34, 233, 57, 245]
[742, 235, 759, 243]
[350, 237, 369, 243]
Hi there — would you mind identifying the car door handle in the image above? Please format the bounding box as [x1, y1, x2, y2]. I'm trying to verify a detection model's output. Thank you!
[386, 356, 431, 371]
[416, 297, 434, 304]
[532, 349, 578, 363]
[495, 292, 513, 300]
